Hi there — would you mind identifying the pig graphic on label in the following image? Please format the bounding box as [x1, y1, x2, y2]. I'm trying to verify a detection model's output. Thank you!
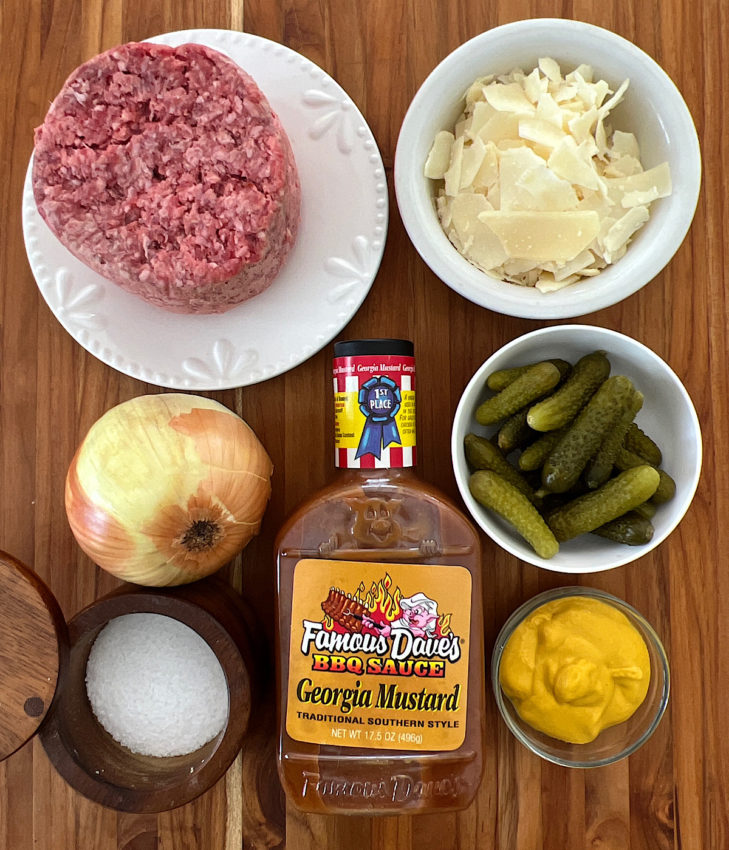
[362, 592, 438, 638]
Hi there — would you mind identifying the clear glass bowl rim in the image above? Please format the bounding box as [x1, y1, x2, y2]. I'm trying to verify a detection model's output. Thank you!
[491, 585, 671, 768]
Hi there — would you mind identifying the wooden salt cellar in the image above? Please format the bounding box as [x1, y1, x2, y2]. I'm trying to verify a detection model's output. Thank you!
[0, 550, 259, 813]
[0, 550, 67, 761]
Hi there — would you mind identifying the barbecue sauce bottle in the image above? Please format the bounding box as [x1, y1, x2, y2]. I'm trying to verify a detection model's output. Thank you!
[275, 340, 485, 814]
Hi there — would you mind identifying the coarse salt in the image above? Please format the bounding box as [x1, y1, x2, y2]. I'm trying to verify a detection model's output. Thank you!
[85, 613, 229, 758]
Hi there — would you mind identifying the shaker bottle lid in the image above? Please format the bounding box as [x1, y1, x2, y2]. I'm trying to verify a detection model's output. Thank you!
[0, 551, 66, 761]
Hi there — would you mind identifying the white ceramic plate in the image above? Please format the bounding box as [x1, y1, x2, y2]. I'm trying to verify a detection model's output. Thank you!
[22, 29, 388, 389]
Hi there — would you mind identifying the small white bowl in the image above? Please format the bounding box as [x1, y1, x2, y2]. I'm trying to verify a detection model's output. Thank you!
[451, 325, 702, 572]
[395, 19, 701, 319]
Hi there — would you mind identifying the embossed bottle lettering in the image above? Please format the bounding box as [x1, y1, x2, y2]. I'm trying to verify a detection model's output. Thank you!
[275, 340, 485, 814]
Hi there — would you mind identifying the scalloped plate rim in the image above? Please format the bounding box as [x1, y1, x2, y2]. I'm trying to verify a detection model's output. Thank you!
[22, 28, 388, 390]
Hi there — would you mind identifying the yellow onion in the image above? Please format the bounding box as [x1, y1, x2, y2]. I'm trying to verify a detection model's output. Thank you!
[65, 393, 273, 586]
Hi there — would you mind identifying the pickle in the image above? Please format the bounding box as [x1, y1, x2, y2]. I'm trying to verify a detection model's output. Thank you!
[497, 408, 533, 454]
[517, 427, 568, 472]
[547, 465, 661, 542]
[542, 376, 635, 494]
[592, 512, 655, 545]
[476, 361, 562, 426]
[632, 500, 658, 520]
[615, 447, 676, 503]
[469, 470, 559, 559]
[585, 389, 644, 489]
[464, 433, 537, 502]
[486, 358, 572, 392]
[527, 350, 611, 432]
[625, 423, 663, 465]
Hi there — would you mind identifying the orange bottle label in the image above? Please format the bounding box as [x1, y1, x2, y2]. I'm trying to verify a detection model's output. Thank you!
[285, 559, 471, 751]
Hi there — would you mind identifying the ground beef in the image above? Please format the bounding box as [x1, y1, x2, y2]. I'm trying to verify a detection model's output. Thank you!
[32, 41, 301, 314]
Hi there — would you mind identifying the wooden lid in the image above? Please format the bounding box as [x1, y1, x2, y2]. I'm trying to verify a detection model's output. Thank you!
[0, 551, 67, 761]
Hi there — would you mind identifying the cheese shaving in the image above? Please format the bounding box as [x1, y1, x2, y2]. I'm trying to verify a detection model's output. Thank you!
[426, 58, 672, 290]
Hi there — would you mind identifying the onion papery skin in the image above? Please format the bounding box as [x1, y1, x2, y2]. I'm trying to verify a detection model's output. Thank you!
[65, 393, 273, 586]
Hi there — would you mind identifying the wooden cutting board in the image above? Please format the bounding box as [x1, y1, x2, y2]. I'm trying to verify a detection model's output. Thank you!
[0, 0, 726, 848]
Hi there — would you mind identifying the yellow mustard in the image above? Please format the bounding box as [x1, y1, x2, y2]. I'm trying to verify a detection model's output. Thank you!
[499, 596, 650, 744]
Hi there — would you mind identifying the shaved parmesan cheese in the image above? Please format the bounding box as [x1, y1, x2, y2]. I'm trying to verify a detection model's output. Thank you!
[518, 117, 566, 148]
[465, 76, 493, 105]
[568, 107, 598, 144]
[548, 138, 604, 191]
[472, 141, 500, 191]
[610, 130, 640, 159]
[536, 93, 565, 128]
[517, 164, 579, 211]
[448, 193, 509, 270]
[621, 188, 660, 207]
[606, 162, 673, 198]
[478, 210, 601, 261]
[478, 111, 522, 145]
[424, 58, 672, 290]
[523, 67, 546, 103]
[539, 56, 562, 83]
[443, 136, 465, 196]
[599, 77, 630, 118]
[466, 101, 497, 139]
[602, 206, 650, 254]
[460, 138, 488, 189]
[424, 130, 454, 179]
[499, 147, 550, 210]
[535, 272, 581, 293]
[569, 64, 594, 84]
[543, 249, 599, 280]
[603, 155, 643, 178]
[484, 83, 535, 114]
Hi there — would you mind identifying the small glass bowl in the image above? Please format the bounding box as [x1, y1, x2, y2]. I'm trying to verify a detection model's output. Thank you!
[491, 586, 670, 767]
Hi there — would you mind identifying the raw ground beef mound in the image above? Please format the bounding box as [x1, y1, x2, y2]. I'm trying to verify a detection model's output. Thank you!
[32, 42, 301, 314]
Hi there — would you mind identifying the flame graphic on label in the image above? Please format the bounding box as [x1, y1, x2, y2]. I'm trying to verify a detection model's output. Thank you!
[363, 572, 403, 623]
[319, 573, 453, 637]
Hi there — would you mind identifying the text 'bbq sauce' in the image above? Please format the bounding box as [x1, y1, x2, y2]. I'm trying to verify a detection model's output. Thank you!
[275, 340, 485, 814]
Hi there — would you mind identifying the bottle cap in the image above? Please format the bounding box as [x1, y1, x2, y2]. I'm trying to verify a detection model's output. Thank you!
[333, 339, 414, 358]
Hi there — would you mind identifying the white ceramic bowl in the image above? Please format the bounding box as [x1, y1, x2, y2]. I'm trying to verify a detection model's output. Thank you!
[395, 19, 701, 319]
[451, 325, 702, 572]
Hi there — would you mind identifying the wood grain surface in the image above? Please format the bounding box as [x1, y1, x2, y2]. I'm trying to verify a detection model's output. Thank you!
[0, 0, 726, 848]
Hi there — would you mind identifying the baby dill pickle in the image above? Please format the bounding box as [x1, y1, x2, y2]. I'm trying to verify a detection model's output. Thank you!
[464, 433, 537, 502]
[486, 358, 572, 392]
[469, 469, 559, 559]
[592, 512, 655, 545]
[615, 447, 676, 503]
[517, 426, 568, 472]
[476, 361, 562, 426]
[547, 465, 660, 542]
[497, 408, 534, 454]
[632, 500, 658, 520]
[585, 389, 644, 489]
[542, 376, 635, 494]
[527, 350, 611, 432]
[625, 423, 663, 465]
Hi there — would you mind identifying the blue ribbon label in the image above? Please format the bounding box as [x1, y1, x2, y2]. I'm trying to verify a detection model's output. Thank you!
[356, 376, 402, 459]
